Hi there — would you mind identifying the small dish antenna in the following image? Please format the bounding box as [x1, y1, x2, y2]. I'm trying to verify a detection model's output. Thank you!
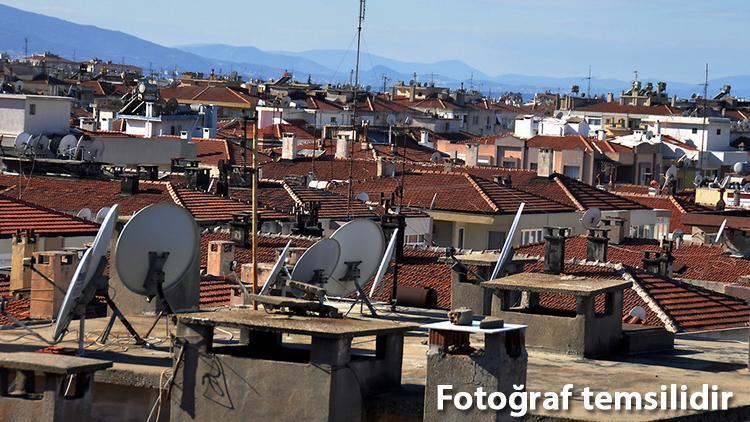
[629, 306, 647, 321]
[57, 134, 79, 158]
[13, 132, 31, 154]
[580, 208, 602, 229]
[77, 208, 92, 220]
[291, 238, 341, 285]
[355, 192, 370, 203]
[259, 240, 292, 295]
[95, 207, 111, 224]
[693, 174, 704, 187]
[491, 203, 525, 279]
[115, 203, 199, 298]
[386, 114, 397, 126]
[326, 219, 386, 298]
[430, 152, 443, 163]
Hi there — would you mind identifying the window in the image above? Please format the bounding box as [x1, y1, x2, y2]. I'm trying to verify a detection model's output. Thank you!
[521, 229, 543, 245]
[692, 128, 698, 134]
[716, 129, 721, 135]
[529, 163, 538, 171]
[563, 165, 581, 179]
[330, 117, 337, 124]
[405, 234, 427, 245]
[488, 231, 506, 249]
[587, 117, 602, 126]
[457, 228, 465, 249]
[29, 104, 36, 115]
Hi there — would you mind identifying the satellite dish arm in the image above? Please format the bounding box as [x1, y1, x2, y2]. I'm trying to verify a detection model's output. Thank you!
[491, 203, 525, 280]
[369, 228, 398, 298]
[715, 219, 727, 242]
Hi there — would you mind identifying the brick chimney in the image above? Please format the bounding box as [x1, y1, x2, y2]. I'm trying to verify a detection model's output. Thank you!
[281, 132, 298, 161]
[465, 144, 479, 167]
[29, 251, 79, 320]
[537, 148, 554, 177]
[544, 227, 567, 275]
[601, 217, 628, 245]
[642, 251, 662, 275]
[10, 230, 38, 293]
[207, 241, 235, 277]
[586, 228, 609, 262]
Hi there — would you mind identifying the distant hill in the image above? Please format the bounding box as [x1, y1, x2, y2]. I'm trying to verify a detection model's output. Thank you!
[1, 3, 749, 98]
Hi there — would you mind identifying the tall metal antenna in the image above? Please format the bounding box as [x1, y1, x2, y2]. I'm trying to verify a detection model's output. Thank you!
[699, 63, 709, 174]
[586, 64, 592, 97]
[23, 37, 28, 59]
[347, 0, 366, 219]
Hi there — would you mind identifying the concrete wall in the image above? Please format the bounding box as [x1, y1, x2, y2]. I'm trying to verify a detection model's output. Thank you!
[0, 95, 72, 137]
[93, 137, 197, 168]
[0, 235, 93, 270]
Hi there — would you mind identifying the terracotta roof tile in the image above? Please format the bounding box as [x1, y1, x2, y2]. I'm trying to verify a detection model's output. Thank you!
[0, 194, 100, 236]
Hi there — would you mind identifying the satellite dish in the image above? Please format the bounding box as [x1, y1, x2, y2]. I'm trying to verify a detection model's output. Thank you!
[386, 114, 397, 126]
[580, 208, 602, 229]
[355, 192, 370, 203]
[733, 161, 750, 176]
[491, 203, 525, 279]
[665, 165, 678, 180]
[693, 174, 704, 187]
[13, 132, 31, 154]
[58, 135, 79, 158]
[629, 306, 647, 321]
[326, 219, 386, 297]
[715, 219, 728, 243]
[291, 238, 341, 284]
[95, 207, 111, 223]
[430, 152, 443, 163]
[369, 229, 398, 298]
[53, 205, 119, 341]
[115, 203, 198, 296]
[259, 240, 292, 295]
[77, 208, 92, 220]
[81, 139, 105, 162]
[672, 228, 684, 240]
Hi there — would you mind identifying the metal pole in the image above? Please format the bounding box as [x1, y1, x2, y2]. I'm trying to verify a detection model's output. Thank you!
[347, 0, 366, 220]
[251, 111, 259, 310]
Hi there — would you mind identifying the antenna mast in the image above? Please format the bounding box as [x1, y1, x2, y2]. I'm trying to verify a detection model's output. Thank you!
[699, 63, 709, 174]
[347, 0, 366, 219]
[586, 64, 592, 97]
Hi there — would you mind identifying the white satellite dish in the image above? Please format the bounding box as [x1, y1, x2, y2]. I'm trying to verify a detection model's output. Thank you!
[95, 207, 112, 224]
[629, 306, 647, 321]
[430, 152, 443, 163]
[58, 134, 79, 158]
[369, 228, 398, 298]
[580, 208, 602, 229]
[326, 219, 386, 297]
[672, 228, 684, 240]
[355, 192, 370, 203]
[53, 204, 119, 342]
[386, 114, 397, 126]
[77, 208, 92, 220]
[665, 165, 678, 180]
[13, 132, 31, 154]
[259, 240, 292, 295]
[491, 203, 525, 279]
[115, 203, 198, 296]
[291, 238, 341, 285]
[693, 174, 704, 187]
[715, 219, 727, 243]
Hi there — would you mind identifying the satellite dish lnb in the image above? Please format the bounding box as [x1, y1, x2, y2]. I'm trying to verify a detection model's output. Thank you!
[580, 208, 602, 229]
[115, 203, 199, 296]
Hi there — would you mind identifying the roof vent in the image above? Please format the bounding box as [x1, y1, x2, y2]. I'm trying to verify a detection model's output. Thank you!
[120, 174, 139, 195]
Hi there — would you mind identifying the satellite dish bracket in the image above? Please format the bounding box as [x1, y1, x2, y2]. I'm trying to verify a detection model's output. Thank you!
[143, 251, 174, 315]
[340, 261, 362, 282]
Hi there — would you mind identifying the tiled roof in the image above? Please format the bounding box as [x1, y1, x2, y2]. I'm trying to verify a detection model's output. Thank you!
[0, 195, 100, 237]
[0, 174, 174, 216]
[199, 277, 233, 309]
[527, 135, 594, 153]
[553, 176, 647, 211]
[614, 191, 709, 231]
[192, 138, 231, 167]
[199, 231, 316, 272]
[161, 86, 258, 108]
[261, 158, 379, 182]
[574, 103, 681, 116]
[170, 185, 251, 223]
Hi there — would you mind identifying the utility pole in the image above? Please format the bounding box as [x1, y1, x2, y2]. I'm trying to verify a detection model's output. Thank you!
[251, 110, 259, 310]
[23, 37, 28, 59]
[586, 64, 592, 97]
[347, 0, 366, 219]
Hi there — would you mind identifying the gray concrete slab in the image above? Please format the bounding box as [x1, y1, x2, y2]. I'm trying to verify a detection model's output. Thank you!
[483, 272, 631, 296]
[0, 352, 112, 374]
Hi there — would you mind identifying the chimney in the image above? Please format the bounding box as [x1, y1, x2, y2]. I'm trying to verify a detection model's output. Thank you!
[654, 120, 661, 135]
[410, 85, 416, 102]
[29, 251, 79, 320]
[120, 174, 139, 195]
[537, 148, 554, 177]
[586, 228, 609, 262]
[281, 132, 298, 161]
[229, 212, 252, 247]
[642, 251, 662, 274]
[203, 127, 214, 139]
[419, 130, 433, 148]
[606, 92, 614, 103]
[465, 144, 479, 167]
[335, 136, 350, 160]
[671, 95, 677, 107]
[377, 157, 396, 178]
[601, 217, 628, 245]
[543, 227, 567, 275]
[180, 131, 192, 141]
[10, 230, 38, 292]
[389, 86, 397, 100]
[207, 241, 235, 277]
[185, 168, 210, 191]
[596, 130, 606, 141]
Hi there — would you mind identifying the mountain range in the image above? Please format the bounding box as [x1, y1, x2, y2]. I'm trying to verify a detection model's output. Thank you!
[1, 3, 749, 98]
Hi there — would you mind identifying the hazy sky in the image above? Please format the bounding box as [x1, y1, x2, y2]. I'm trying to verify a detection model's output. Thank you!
[3, 0, 748, 82]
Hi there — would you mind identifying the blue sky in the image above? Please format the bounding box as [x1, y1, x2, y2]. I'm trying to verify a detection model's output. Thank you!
[3, 0, 749, 82]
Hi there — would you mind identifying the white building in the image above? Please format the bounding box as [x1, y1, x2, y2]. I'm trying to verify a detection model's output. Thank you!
[646, 116, 732, 151]
[514, 115, 590, 139]
[0, 94, 72, 138]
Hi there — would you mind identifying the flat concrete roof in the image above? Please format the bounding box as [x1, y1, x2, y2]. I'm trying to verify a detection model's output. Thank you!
[177, 308, 419, 338]
[0, 352, 112, 374]
[439, 254, 537, 267]
[482, 272, 632, 296]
